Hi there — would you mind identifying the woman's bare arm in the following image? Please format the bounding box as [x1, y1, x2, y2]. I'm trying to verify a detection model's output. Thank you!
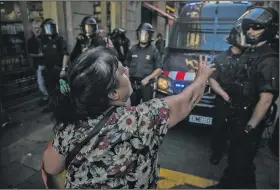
[165, 56, 215, 128]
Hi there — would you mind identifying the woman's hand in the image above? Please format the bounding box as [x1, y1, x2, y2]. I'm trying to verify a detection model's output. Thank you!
[196, 56, 216, 82]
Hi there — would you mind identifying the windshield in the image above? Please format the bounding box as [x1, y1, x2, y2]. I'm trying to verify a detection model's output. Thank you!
[169, 3, 251, 51]
[169, 22, 230, 51]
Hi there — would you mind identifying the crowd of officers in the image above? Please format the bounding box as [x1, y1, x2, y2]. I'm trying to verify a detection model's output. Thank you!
[25, 16, 163, 111]
[0, 5, 279, 189]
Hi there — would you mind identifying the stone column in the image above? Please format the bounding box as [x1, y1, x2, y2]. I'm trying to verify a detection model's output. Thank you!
[121, 2, 126, 29]
[174, 2, 180, 17]
[56, 2, 67, 40]
[65, 1, 74, 51]
[124, 1, 141, 45]
[100, 1, 107, 28]
[110, 2, 121, 32]
[156, 1, 166, 38]
[71, 2, 93, 40]
[42, 2, 58, 23]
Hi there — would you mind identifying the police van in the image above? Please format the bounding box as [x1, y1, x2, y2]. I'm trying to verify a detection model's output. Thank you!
[155, 1, 253, 127]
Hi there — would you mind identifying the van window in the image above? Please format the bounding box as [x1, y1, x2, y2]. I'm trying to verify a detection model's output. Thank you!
[200, 4, 250, 19]
[170, 4, 251, 51]
[169, 22, 230, 51]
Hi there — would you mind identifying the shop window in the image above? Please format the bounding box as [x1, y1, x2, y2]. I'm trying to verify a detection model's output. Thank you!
[27, 1, 44, 20]
[0, 1, 22, 21]
[0, 1, 38, 106]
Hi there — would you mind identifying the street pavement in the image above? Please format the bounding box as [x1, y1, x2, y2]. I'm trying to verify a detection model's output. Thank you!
[0, 98, 279, 189]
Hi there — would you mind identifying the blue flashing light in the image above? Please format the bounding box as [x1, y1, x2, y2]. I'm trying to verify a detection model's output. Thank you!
[175, 83, 185, 88]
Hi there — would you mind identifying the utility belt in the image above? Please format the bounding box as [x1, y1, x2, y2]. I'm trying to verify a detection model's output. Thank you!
[227, 104, 253, 125]
[223, 81, 252, 107]
[130, 76, 155, 90]
[227, 98, 278, 129]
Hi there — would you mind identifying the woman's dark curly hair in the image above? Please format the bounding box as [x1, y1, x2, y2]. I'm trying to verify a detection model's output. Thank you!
[50, 47, 120, 131]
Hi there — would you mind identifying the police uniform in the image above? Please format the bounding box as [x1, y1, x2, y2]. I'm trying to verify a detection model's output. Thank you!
[217, 42, 279, 189]
[41, 35, 69, 93]
[210, 47, 243, 163]
[111, 28, 130, 64]
[125, 23, 162, 106]
[209, 7, 279, 189]
[126, 43, 162, 106]
[70, 16, 106, 63]
[70, 34, 106, 62]
[40, 19, 69, 94]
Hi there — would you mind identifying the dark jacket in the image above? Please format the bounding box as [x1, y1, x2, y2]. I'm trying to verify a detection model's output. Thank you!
[70, 34, 106, 63]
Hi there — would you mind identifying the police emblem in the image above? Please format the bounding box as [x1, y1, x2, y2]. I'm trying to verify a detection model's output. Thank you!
[146, 55, 151, 60]
[185, 58, 198, 72]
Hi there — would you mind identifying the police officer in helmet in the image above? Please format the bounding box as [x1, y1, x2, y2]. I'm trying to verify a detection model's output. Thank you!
[208, 26, 247, 165]
[125, 23, 162, 106]
[41, 18, 69, 97]
[111, 28, 130, 64]
[70, 16, 106, 62]
[207, 7, 279, 189]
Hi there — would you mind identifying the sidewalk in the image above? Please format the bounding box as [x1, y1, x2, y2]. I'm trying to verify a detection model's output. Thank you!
[0, 123, 197, 189]
[0, 124, 53, 188]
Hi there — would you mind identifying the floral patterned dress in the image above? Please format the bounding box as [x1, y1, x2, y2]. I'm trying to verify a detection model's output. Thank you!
[52, 98, 170, 189]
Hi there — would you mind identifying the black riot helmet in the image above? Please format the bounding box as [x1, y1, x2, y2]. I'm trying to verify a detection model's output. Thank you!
[235, 6, 279, 45]
[41, 18, 58, 36]
[225, 27, 247, 49]
[136, 23, 154, 44]
[80, 16, 98, 36]
[111, 28, 126, 39]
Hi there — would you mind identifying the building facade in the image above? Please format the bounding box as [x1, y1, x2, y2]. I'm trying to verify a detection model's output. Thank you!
[18, 1, 279, 56]
[19, 1, 177, 51]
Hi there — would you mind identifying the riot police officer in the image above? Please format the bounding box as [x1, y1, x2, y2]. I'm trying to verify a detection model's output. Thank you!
[70, 16, 106, 62]
[207, 7, 279, 189]
[40, 18, 69, 111]
[111, 28, 130, 63]
[125, 23, 162, 106]
[209, 27, 247, 165]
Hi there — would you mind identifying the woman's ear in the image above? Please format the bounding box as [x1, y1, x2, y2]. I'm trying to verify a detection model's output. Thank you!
[108, 90, 119, 101]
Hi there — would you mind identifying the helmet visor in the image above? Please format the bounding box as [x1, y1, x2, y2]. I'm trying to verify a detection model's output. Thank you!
[83, 24, 97, 35]
[44, 24, 57, 35]
[237, 8, 272, 30]
[137, 30, 149, 43]
[233, 21, 251, 47]
[226, 28, 247, 48]
[239, 8, 273, 23]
